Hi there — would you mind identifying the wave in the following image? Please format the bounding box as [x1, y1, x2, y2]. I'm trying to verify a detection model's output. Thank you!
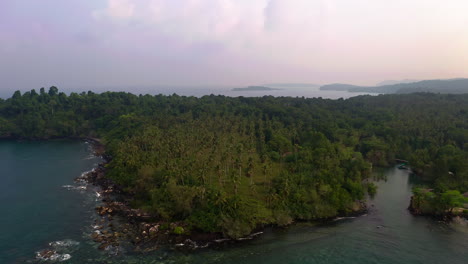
[333, 216, 357, 222]
[36, 251, 71, 262]
[49, 239, 80, 249]
[62, 185, 87, 191]
[83, 154, 96, 160]
[36, 239, 79, 262]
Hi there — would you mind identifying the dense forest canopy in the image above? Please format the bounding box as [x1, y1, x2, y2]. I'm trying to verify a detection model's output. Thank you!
[1, 88, 467, 237]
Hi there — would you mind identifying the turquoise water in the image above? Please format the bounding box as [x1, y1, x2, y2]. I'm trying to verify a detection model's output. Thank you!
[1, 141, 467, 263]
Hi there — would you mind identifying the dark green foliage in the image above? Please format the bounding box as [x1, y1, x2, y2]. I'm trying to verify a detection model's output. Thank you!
[367, 183, 378, 197]
[173, 226, 185, 235]
[1, 88, 467, 236]
[412, 188, 468, 214]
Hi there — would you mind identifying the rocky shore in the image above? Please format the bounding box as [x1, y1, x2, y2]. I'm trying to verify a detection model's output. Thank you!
[35, 239, 79, 262]
[80, 141, 230, 253]
[81, 139, 369, 254]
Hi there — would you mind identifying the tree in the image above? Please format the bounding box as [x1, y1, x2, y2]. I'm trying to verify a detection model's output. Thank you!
[48, 86, 58, 96]
[440, 190, 467, 213]
[412, 187, 424, 209]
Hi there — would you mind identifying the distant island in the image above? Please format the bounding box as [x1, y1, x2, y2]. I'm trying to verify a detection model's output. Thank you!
[263, 83, 320, 88]
[319, 83, 362, 92]
[376, 79, 419, 86]
[232, 86, 281, 91]
[320, 78, 468, 94]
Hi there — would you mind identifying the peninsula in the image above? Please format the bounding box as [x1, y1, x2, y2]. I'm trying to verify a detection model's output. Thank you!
[0, 87, 466, 244]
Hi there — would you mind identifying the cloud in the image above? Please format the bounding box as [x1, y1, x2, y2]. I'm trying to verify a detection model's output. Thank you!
[93, 0, 329, 41]
[91, 0, 331, 66]
[3, 0, 468, 91]
[91, 0, 468, 82]
[144, 0, 245, 40]
[93, 0, 135, 20]
[94, 0, 269, 42]
[264, 0, 329, 32]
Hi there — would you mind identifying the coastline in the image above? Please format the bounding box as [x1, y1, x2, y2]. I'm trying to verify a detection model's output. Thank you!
[0, 137, 370, 254]
[83, 138, 369, 253]
[83, 139, 227, 252]
[408, 195, 468, 220]
[2, 133, 465, 264]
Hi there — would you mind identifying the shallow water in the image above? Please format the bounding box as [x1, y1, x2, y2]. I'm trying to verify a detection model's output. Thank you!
[1, 141, 467, 263]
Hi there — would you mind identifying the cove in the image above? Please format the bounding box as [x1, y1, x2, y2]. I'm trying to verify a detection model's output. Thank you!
[0, 141, 467, 263]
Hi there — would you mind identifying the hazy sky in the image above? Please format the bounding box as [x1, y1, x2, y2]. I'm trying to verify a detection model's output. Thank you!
[1, 0, 468, 91]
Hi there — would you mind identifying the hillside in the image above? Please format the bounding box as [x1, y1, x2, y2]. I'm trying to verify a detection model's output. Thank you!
[320, 79, 468, 94]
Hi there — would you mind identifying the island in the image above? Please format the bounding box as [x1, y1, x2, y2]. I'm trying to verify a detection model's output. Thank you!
[232, 86, 281, 91]
[320, 78, 468, 94]
[0, 87, 466, 251]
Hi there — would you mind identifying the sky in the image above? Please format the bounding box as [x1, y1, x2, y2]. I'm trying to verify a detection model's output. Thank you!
[1, 0, 468, 92]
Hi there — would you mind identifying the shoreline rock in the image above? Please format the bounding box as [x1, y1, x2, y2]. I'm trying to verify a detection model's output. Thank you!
[35, 239, 79, 262]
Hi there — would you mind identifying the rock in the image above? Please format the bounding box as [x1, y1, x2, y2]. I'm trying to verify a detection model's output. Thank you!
[36, 249, 72, 262]
[91, 233, 99, 240]
[98, 243, 108, 250]
[149, 225, 159, 234]
[36, 249, 56, 259]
